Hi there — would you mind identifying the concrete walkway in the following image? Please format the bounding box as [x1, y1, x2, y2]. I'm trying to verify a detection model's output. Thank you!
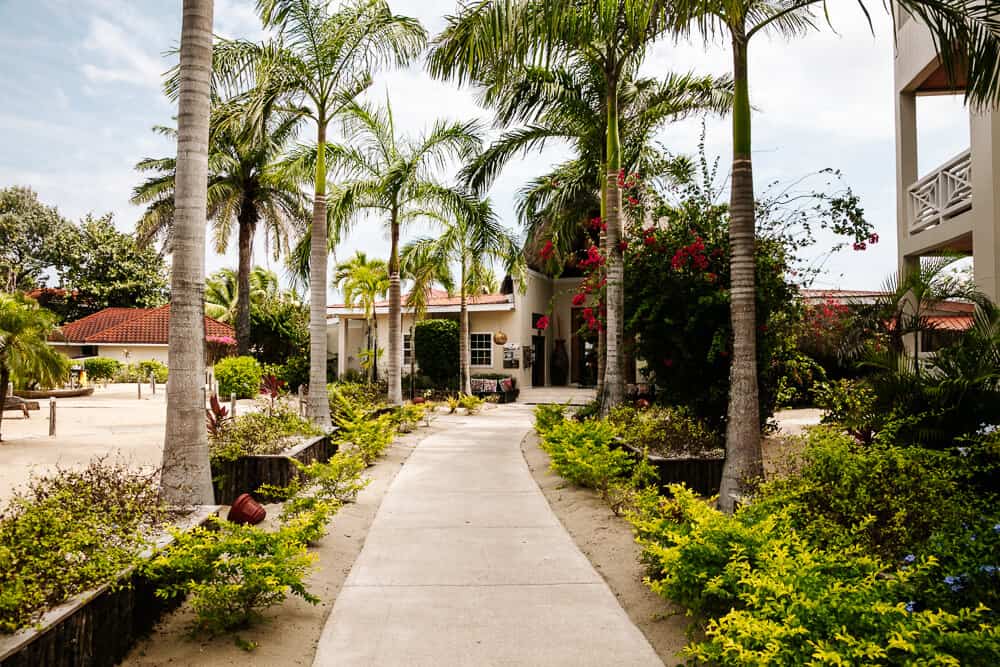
[313, 404, 661, 667]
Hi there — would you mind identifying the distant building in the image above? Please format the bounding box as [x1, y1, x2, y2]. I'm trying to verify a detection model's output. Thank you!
[48, 305, 235, 365]
[328, 269, 602, 389]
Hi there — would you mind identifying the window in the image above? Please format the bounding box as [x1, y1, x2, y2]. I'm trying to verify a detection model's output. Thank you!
[403, 333, 413, 366]
[470, 333, 492, 366]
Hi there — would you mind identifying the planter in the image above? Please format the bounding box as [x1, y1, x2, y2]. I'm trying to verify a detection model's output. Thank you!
[211, 434, 334, 505]
[228, 493, 266, 525]
[616, 441, 724, 497]
[0, 505, 219, 667]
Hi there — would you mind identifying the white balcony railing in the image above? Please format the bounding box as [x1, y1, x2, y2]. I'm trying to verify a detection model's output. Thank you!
[908, 149, 972, 235]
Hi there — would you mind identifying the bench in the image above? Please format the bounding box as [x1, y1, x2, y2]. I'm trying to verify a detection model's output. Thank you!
[3, 396, 40, 418]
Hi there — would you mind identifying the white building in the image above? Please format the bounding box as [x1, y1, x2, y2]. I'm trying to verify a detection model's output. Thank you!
[327, 270, 605, 389]
[894, 8, 1000, 301]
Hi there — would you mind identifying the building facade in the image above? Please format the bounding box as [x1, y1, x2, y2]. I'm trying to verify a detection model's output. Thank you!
[327, 270, 600, 389]
[894, 8, 1000, 301]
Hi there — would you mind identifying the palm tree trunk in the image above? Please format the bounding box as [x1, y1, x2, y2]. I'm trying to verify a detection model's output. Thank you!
[601, 83, 624, 414]
[235, 203, 254, 356]
[160, 0, 215, 506]
[718, 35, 762, 514]
[596, 165, 607, 396]
[460, 259, 471, 395]
[307, 119, 332, 428]
[387, 209, 403, 405]
[0, 365, 9, 442]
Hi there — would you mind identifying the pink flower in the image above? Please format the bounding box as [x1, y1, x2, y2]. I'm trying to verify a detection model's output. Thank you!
[536, 315, 550, 330]
[207, 335, 236, 346]
[540, 240, 555, 259]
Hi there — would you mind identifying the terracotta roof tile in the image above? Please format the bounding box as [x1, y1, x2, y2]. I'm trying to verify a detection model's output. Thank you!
[54, 305, 234, 345]
[331, 290, 511, 311]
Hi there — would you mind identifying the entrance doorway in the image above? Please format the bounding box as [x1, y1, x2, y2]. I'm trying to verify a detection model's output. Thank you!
[531, 335, 546, 387]
[570, 308, 597, 386]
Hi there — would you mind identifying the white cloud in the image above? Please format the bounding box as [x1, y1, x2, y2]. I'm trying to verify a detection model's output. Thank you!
[80, 16, 166, 89]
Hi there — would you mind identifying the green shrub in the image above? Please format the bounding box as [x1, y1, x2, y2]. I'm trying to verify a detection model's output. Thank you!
[330, 386, 396, 466]
[632, 485, 1000, 665]
[533, 403, 567, 434]
[297, 451, 370, 504]
[113, 360, 168, 383]
[143, 517, 318, 634]
[0, 461, 166, 633]
[458, 394, 484, 413]
[396, 404, 426, 429]
[539, 419, 634, 500]
[327, 381, 384, 420]
[82, 357, 120, 381]
[209, 402, 322, 463]
[609, 404, 723, 457]
[413, 319, 459, 387]
[816, 378, 880, 444]
[215, 356, 263, 400]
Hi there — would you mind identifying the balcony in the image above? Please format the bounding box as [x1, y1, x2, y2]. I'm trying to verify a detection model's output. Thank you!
[907, 149, 972, 235]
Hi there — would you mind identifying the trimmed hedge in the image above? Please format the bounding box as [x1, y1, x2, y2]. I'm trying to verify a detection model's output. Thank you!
[214, 356, 262, 400]
[413, 319, 458, 387]
[83, 357, 121, 381]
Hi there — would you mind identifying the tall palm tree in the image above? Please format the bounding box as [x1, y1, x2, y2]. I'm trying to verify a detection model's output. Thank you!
[429, 0, 676, 412]
[403, 197, 521, 394]
[131, 109, 305, 356]
[333, 252, 389, 384]
[0, 294, 68, 442]
[299, 100, 480, 404]
[203, 266, 281, 323]
[161, 0, 215, 506]
[215, 0, 425, 428]
[669, 0, 1000, 512]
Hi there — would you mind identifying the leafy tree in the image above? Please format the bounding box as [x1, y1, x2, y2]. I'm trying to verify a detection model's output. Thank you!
[250, 295, 309, 366]
[56, 214, 169, 318]
[0, 294, 69, 441]
[218, 0, 426, 428]
[668, 0, 1000, 511]
[333, 252, 389, 384]
[160, 0, 216, 506]
[131, 101, 305, 355]
[403, 197, 520, 394]
[0, 187, 74, 292]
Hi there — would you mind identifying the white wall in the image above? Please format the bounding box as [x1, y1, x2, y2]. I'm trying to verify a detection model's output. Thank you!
[96, 345, 170, 365]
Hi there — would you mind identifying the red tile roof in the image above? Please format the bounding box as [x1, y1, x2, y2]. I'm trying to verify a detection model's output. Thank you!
[54, 305, 234, 345]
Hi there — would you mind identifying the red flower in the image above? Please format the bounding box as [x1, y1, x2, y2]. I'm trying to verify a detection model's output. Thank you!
[618, 240, 628, 252]
[853, 241, 867, 251]
[540, 240, 555, 259]
[583, 307, 593, 320]
[572, 293, 586, 306]
[627, 196, 639, 206]
[869, 232, 880, 244]
[662, 358, 673, 367]
[536, 315, 550, 330]
[589, 216, 603, 230]
[644, 235, 656, 246]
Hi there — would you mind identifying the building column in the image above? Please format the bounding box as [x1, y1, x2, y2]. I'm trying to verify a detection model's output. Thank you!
[337, 317, 348, 379]
[895, 90, 919, 278]
[971, 109, 1000, 303]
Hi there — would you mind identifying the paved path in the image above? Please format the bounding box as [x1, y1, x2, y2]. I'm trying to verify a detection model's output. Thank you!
[313, 404, 662, 667]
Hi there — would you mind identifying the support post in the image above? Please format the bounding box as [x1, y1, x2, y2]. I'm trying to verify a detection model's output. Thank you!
[298, 385, 304, 416]
[48, 397, 56, 437]
[150, 373, 156, 395]
[230, 393, 236, 418]
[137, 382, 142, 400]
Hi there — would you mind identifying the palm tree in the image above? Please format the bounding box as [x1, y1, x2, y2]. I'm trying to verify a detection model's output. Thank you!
[333, 252, 389, 384]
[403, 197, 521, 394]
[204, 266, 282, 323]
[215, 0, 425, 428]
[131, 108, 305, 356]
[400, 238, 456, 398]
[0, 294, 68, 442]
[668, 0, 1000, 512]
[286, 99, 481, 404]
[429, 0, 677, 412]
[160, 0, 215, 506]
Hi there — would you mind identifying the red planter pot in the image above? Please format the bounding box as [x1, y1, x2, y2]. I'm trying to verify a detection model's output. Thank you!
[228, 493, 266, 525]
[413, 397, 426, 404]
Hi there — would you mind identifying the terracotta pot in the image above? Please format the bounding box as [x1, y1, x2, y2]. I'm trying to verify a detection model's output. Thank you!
[228, 493, 266, 525]
[413, 397, 426, 404]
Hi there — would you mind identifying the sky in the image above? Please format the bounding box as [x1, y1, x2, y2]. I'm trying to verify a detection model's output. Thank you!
[0, 0, 972, 299]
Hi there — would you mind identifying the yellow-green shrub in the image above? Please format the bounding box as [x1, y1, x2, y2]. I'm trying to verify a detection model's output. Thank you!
[539, 419, 633, 500]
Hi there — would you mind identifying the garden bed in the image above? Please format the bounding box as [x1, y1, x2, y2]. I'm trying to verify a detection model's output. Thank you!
[212, 434, 334, 505]
[616, 440, 724, 497]
[0, 505, 219, 667]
